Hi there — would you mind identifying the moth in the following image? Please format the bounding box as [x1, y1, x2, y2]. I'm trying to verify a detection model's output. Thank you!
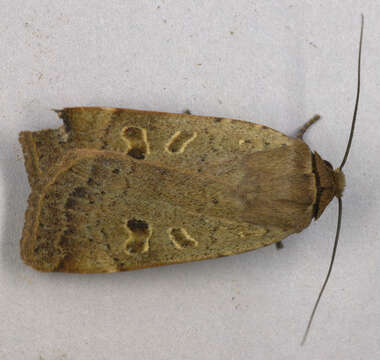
[18, 16, 363, 343]
[19, 107, 344, 272]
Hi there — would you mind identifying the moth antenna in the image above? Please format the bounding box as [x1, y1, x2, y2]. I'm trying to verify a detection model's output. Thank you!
[301, 16, 363, 345]
[301, 197, 343, 346]
[339, 14, 364, 170]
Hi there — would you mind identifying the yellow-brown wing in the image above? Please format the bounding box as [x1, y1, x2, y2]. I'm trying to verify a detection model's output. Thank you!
[19, 108, 316, 273]
[20, 107, 298, 186]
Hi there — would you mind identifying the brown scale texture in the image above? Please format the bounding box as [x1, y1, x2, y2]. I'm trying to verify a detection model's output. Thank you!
[18, 107, 328, 273]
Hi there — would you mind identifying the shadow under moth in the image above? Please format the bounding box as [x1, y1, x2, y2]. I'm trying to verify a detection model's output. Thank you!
[18, 17, 364, 344]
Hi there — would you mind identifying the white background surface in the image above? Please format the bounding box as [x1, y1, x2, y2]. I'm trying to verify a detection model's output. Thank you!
[0, 1, 379, 359]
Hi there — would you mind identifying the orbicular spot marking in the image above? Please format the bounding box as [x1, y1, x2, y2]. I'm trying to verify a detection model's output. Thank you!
[239, 139, 253, 146]
[125, 218, 151, 255]
[165, 131, 197, 154]
[122, 126, 150, 160]
[169, 228, 198, 250]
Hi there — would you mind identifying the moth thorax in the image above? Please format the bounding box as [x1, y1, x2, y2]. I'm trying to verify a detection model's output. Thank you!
[333, 169, 345, 198]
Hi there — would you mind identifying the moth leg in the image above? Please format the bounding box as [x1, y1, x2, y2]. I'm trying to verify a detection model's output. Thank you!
[275, 241, 284, 250]
[297, 114, 321, 140]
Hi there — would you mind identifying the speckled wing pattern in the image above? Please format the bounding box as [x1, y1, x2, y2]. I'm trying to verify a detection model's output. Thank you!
[19, 107, 316, 272]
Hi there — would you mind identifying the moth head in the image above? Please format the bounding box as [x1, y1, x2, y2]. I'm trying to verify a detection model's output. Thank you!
[323, 159, 346, 198]
[332, 168, 345, 198]
[313, 153, 346, 219]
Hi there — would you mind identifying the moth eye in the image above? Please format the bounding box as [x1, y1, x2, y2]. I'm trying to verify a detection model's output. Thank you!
[169, 228, 198, 250]
[122, 126, 149, 160]
[125, 218, 151, 255]
[165, 131, 197, 154]
[324, 160, 333, 169]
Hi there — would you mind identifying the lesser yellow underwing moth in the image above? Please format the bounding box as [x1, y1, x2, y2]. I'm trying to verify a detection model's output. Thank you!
[19, 108, 345, 272]
[18, 16, 364, 344]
